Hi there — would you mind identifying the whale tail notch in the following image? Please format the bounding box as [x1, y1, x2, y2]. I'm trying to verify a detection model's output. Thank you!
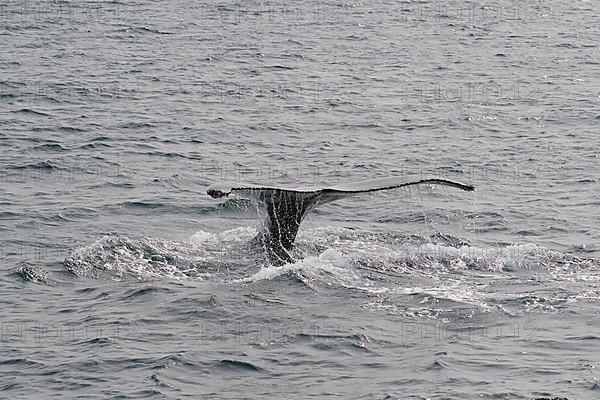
[207, 178, 475, 264]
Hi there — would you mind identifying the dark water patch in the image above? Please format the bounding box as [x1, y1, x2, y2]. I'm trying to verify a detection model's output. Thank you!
[93, 181, 136, 189]
[58, 126, 86, 133]
[426, 359, 449, 370]
[118, 122, 155, 129]
[119, 201, 169, 210]
[76, 337, 113, 346]
[566, 335, 600, 341]
[90, 135, 112, 142]
[0, 93, 17, 101]
[0, 211, 21, 219]
[58, 207, 99, 219]
[75, 287, 98, 294]
[56, 308, 77, 314]
[0, 383, 25, 391]
[154, 151, 189, 159]
[149, 373, 173, 389]
[515, 229, 541, 236]
[267, 65, 294, 70]
[243, 293, 287, 306]
[0, 60, 22, 66]
[215, 359, 267, 373]
[157, 138, 181, 144]
[32, 143, 68, 151]
[173, 295, 218, 308]
[131, 26, 174, 35]
[113, 389, 164, 398]
[74, 286, 111, 301]
[574, 178, 597, 184]
[121, 286, 175, 300]
[11, 160, 55, 170]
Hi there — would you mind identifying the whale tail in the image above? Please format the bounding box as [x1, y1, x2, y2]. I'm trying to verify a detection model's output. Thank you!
[207, 178, 475, 264]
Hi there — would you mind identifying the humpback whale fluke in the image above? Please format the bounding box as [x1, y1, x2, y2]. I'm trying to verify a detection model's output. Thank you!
[207, 177, 475, 264]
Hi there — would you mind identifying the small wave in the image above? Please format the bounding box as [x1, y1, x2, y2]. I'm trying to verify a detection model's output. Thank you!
[11, 160, 55, 170]
[0, 211, 21, 219]
[15, 265, 50, 284]
[32, 143, 68, 151]
[118, 122, 155, 129]
[13, 108, 49, 116]
[0, 358, 44, 367]
[78, 142, 114, 149]
[215, 359, 267, 373]
[64, 228, 260, 281]
[120, 201, 168, 209]
[120, 286, 174, 300]
[64, 236, 197, 281]
[59, 126, 86, 133]
[267, 65, 294, 70]
[151, 354, 197, 371]
[131, 26, 173, 35]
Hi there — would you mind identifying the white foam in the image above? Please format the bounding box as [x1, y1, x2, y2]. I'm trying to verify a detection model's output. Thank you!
[189, 227, 257, 244]
[65, 225, 600, 320]
[189, 230, 215, 244]
[237, 248, 352, 283]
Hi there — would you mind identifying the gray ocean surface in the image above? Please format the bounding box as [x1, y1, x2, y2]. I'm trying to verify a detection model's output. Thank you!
[1, 0, 600, 398]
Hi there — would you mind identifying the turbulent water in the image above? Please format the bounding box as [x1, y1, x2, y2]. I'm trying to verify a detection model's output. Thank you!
[1, 0, 600, 398]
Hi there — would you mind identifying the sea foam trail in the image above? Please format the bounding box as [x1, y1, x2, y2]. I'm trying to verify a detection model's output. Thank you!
[61, 226, 600, 317]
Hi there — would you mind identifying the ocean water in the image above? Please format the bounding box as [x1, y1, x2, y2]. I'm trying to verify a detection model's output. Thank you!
[1, 0, 600, 398]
